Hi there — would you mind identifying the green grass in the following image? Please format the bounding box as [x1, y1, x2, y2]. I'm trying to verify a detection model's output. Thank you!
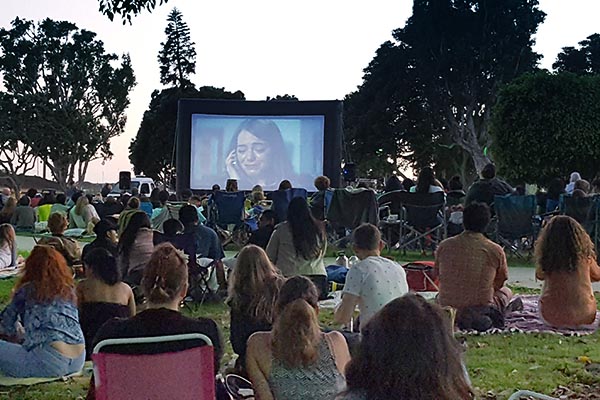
[0, 282, 597, 398]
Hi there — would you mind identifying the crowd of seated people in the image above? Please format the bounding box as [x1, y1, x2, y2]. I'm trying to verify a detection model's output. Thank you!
[2, 169, 600, 400]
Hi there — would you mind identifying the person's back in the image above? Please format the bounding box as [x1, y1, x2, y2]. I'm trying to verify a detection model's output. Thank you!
[11, 197, 36, 231]
[466, 163, 512, 207]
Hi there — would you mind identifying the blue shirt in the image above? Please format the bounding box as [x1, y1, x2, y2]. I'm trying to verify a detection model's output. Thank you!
[0, 284, 84, 350]
[187, 225, 224, 260]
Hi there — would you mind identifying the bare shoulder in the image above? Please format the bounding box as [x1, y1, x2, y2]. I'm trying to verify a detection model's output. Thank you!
[325, 330, 346, 345]
[248, 331, 271, 348]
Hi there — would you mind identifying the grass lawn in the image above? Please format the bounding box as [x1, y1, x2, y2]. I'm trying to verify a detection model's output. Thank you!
[1, 280, 598, 398]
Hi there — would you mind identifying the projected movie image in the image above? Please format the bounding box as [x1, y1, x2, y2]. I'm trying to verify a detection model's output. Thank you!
[190, 115, 325, 191]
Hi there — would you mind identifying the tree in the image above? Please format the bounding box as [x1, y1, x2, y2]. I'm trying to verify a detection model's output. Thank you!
[553, 34, 600, 75]
[344, 0, 545, 176]
[0, 18, 136, 189]
[98, 0, 170, 24]
[129, 86, 245, 184]
[490, 72, 600, 185]
[158, 8, 196, 88]
[267, 94, 299, 101]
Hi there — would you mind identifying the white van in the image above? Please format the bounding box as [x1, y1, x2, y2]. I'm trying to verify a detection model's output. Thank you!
[108, 176, 156, 197]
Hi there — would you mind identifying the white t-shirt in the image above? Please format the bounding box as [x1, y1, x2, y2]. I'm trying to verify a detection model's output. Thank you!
[0, 242, 13, 269]
[342, 255, 409, 330]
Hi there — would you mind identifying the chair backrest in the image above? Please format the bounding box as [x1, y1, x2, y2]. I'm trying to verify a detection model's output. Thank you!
[212, 191, 246, 226]
[269, 188, 308, 223]
[327, 188, 379, 229]
[93, 333, 214, 400]
[395, 191, 446, 229]
[377, 190, 407, 215]
[560, 194, 597, 229]
[494, 194, 536, 238]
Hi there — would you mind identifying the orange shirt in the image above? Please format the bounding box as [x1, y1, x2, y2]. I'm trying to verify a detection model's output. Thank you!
[536, 258, 600, 327]
[436, 231, 508, 310]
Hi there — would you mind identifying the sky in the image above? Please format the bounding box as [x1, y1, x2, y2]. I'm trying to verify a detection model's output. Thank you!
[1, 0, 600, 183]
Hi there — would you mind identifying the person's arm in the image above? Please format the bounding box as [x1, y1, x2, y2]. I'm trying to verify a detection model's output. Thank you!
[246, 334, 274, 400]
[588, 257, 600, 282]
[0, 287, 26, 335]
[493, 252, 509, 291]
[535, 265, 545, 281]
[125, 284, 136, 316]
[10, 240, 17, 268]
[325, 331, 351, 376]
[333, 293, 360, 326]
[265, 229, 279, 264]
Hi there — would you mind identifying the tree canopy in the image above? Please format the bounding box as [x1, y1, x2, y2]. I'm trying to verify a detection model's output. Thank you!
[490, 72, 600, 185]
[344, 0, 545, 179]
[553, 33, 600, 75]
[158, 8, 196, 88]
[98, 0, 170, 24]
[0, 18, 136, 189]
[129, 86, 244, 184]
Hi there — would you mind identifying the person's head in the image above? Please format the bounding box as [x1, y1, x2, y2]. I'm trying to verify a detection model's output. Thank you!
[163, 218, 184, 236]
[181, 189, 193, 201]
[402, 178, 415, 192]
[158, 190, 170, 205]
[448, 175, 463, 191]
[569, 171, 581, 183]
[352, 223, 383, 259]
[547, 177, 565, 199]
[179, 204, 199, 228]
[225, 179, 238, 192]
[118, 211, 151, 257]
[344, 294, 472, 400]
[0, 223, 15, 248]
[84, 248, 120, 285]
[535, 215, 595, 274]
[1, 187, 10, 197]
[71, 191, 83, 204]
[141, 243, 188, 306]
[18, 195, 30, 207]
[481, 163, 497, 180]
[314, 176, 331, 191]
[16, 245, 75, 303]
[572, 189, 587, 199]
[0, 197, 17, 215]
[39, 193, 56, 206]
[574, 179, 590, 194]
[93, 218, 118, 243]
[188, 195, 202, 208]
[384, 175, 402, 192]
[227, 245, 282, 322]
[127, 196, 140, 209]
[462, 202, 490, 233]
[272, 276, 321, 368]
[287, 197, 325, 260]
[591, 178, 600, 194]
[26, 188, 37, 199]
[55, 193, 66, 205]
[74, 195, 89, 216]
[415, 166, 436, 193]
[230, 119, 293, 184]
[47, 212, 68, 235]
[258, 209, 276, 229]
[278, 180, 292, 191]
[211, 184, 221, 192]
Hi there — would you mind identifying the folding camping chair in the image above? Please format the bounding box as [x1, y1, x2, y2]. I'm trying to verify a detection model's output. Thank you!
[268, 188, 308, 223]
[209, 191, 247, 247]
[225, 374, 255, 399]
[560, 195, 599, 245]
[391, 192, 446, 254]
[402, 261, 439, 292]
[92, 333, 215, 400]
[494, 194, 539, 260]
[326, 188, 379, 247]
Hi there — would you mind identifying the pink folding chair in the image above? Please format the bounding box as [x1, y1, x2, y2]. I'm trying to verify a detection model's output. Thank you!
[92, 333, 215, 400]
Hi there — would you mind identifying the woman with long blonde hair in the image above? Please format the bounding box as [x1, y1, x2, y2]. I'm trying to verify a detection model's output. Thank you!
[246, 276, 350, 400]
[0, 223, 17, 269]
[227, 245, 283, 371]
[0, 246, 85, 377]
[535, 216, 600, 327]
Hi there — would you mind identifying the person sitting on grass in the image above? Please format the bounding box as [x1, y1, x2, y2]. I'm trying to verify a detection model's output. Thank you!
[247, 276, 351, 400]
[11, 195, 36, 232]
[227, 245, 284, 374]
[338, 294, 473, 400]
[248, 209, 276, 250]
[535, 216, 600, 327]
[0, 224, 18, 270]
[436, 202, 520, 331]
[82, 218, 119, 261]
[0, 246, 85, 377]
[76, 248, 135, 360]
[38, 212, 82, 266]
[117, 210, 154, 285]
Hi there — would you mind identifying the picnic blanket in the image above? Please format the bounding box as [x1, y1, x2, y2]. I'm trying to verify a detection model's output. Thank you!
[0, 361, 92, 386]
[0, 267, 20, 280]
[458, 295, 600, 336]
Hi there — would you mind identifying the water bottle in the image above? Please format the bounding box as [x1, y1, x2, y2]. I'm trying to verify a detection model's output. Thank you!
[335, 252, 348, 268]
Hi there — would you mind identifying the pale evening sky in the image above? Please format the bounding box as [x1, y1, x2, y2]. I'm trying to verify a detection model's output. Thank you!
[1, 0, 599, 183]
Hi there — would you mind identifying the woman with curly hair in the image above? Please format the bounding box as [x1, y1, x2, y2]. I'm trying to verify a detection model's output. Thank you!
[0, 246, 85, 377]
[247, 276, 350, 400]
[535, 216, 600, 327]
[227, 245, 284, 372]
[339, 294, 473, 400]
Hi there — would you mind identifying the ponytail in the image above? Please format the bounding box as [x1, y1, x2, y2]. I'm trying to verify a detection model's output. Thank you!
[142, 243, 188, 304]
[272, 298, 321, 368]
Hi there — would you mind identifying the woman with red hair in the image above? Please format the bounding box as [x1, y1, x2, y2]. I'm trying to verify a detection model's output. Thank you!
[0, 246, 85, 377]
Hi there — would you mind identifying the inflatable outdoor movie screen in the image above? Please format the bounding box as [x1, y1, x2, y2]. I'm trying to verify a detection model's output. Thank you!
[176, 100, 343, 192]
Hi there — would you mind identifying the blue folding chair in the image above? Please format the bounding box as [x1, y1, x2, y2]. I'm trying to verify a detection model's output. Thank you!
[268, 188, 308, 223]
[494, 194, 539, 259]
[210, 191, 246, 228]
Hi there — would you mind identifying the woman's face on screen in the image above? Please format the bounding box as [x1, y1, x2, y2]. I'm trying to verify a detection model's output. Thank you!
[236, 130, 272, 177]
